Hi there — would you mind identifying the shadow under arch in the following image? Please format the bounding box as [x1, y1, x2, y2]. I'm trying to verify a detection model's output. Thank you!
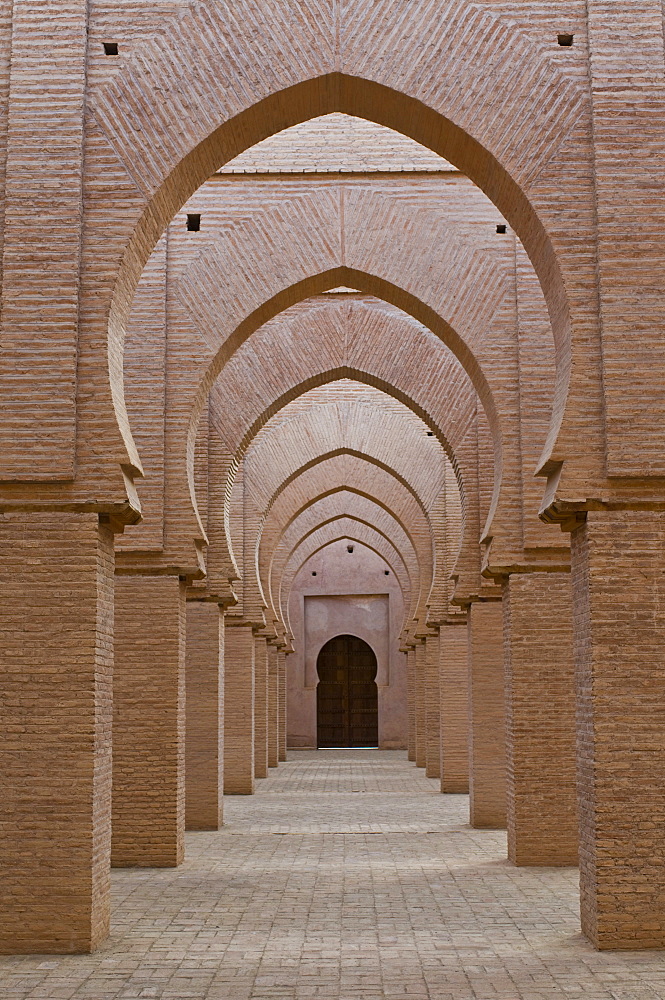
[110, 72, 571, 505]
[315, 632, 380, 671]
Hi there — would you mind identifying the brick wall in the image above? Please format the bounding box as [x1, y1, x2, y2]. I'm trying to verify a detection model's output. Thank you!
[573, 511, 665, 949]
[254, 636, 269, 779]
[414, 642, 427, 768]
[224, 624, 255, 794]
[268, 644, 279, 767]
[425, 632, 441, 779]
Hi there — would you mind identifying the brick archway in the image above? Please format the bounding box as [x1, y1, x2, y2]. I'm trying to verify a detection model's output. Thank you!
[281, 532, 411, 644]
[271, 514, 413, 627]
[264, 496, 423, 634]
[251, 459, 437, 638]
[90, 18, 591, 516]
[100, 31, 585, 488]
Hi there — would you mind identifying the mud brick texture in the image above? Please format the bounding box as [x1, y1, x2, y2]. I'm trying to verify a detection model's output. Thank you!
[573, 512, 665, 950]
[440, 623, 470, 794]
[186, 601, 224, 831]
[113, 575, 186, 868]
[503, 572, 577, 866]
[467, 601, 506, 830]
[0, 513, 113, 953]
[224, 624, 256, 795]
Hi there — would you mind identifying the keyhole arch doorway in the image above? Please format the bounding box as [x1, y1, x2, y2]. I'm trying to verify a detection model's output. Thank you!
[316, 634, 379, 749]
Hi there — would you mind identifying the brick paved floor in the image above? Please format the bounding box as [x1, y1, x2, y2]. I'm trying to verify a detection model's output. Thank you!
[2, 750, 665, 999]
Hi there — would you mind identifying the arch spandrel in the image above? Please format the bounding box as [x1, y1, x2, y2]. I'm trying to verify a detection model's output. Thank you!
[242, 390, 447, 516]
[191, 296, 488, 598]
[267, 500, 420, 634]
[279, 524, 412, 625]
[206, 297, 479, 465]
[171, 182, 514, 454]
[242, 450, 435, 629]
[256, 463, 434, 603]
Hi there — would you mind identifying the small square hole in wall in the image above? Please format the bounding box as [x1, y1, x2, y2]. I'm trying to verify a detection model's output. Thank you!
[384, 570, 390, 576]
[496, 224, 507, 234]
[427, 431, 434, 436]
[311, 571, 317, 577]
[187, 213, 201, 232]
[103, 42, 119, 56]
[347, 545, 354, 553]
[558, 33, 574, 46]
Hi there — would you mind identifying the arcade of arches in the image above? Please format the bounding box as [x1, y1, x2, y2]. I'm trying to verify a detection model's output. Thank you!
[2, 2, 665, 990]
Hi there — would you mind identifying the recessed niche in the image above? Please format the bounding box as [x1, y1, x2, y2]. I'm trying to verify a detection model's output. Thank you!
[347, 545, 354, 553]
[557, 33, 574, 46]
[312, 571, 317, 577]
[103, 42, 119, 56]
[187, 213, 201, 232]
[496, 224, 507, 234]
[384, 570, 390, 576]
[427, 431, 434, 436]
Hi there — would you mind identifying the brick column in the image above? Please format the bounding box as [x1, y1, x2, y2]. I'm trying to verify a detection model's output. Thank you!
[254, 635, 269, 779]
[467, 601, 506, 829]
[415, 641, 427, 768]
[407, 647, 416, 762]
[439, 622, 469, 794]
[278, 649, 288, 761]
[573, 512, 665, 949]
[268, 644, 279, 768]
[224, 623, 255, 794]
[425, 632, 441, 779]
[113, 575, 185, 867]
[0, 513, 113, 953]
[185, 601, 224, 831]
[504, 573, 577, 866]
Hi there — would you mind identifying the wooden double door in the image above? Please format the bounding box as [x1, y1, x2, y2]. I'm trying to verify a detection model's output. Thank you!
[316, 634, 379, 748]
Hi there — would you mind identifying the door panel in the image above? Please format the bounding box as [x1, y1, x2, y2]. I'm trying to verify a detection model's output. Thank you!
[316, 635, 378, 748]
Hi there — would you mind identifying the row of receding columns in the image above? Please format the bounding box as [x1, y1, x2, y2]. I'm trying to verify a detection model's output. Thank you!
[408, 571, 578, 865]
[111, 581, 287, 869]
[2, 510, 665, 951]
[107, 516, 665, 950]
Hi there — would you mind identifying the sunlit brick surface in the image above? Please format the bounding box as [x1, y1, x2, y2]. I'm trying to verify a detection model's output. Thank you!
[4, 752, 665, 998]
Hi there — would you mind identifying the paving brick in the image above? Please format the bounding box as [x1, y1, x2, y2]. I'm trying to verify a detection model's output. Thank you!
[4, 752, 665, 996]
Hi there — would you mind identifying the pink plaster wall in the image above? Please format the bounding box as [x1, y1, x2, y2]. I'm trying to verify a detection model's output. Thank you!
[287, 538, 407, 749]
